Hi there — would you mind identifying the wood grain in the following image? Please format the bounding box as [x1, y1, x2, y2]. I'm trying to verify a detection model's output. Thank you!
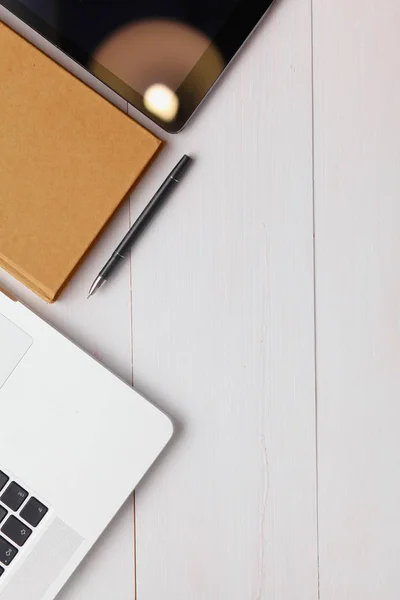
[128, 0, 318, 598]
[313, 0, 400, 598]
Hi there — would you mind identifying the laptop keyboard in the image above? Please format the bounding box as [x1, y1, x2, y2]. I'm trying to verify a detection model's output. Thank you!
[0, 470, 48, 576]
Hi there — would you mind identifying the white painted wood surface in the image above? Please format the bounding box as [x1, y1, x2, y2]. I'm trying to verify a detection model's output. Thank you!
[313, 0, 400, 598]
[1, 0, 399, 597]
[128, 0, 318, 598]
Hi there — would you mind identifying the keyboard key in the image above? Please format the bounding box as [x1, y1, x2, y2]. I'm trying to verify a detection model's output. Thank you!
[0, 536, 18, 565]
[0, 472, 9, 492]
[0, 566, 4, 576]
[20, 497, 48, 527]
[1, 482, 28, 511]
[0, 507, 7, 524]
[1, 516, 32, 547]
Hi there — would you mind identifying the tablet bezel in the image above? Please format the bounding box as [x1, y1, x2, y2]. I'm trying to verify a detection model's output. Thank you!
[2, 0, 276, 132]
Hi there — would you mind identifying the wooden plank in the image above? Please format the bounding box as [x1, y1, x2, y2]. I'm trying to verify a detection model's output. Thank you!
[0, 7, 136, 600]
[313, 0, 400, 598]
[129, 0, 318, 597]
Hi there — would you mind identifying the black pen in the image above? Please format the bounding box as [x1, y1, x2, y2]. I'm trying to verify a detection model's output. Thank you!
[87, 154, 193, 298]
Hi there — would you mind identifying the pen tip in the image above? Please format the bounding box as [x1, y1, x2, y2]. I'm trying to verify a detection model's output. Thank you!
[86, 275, 105, 299]
[87, 285, 96, 299]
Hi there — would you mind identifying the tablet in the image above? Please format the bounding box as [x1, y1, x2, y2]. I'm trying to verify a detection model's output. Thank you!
[2, 0, 275, 132]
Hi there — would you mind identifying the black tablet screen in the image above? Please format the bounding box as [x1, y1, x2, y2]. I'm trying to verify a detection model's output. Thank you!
[4, 0, 273, 130]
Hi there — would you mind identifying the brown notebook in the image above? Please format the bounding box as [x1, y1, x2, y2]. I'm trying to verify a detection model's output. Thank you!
[0, 23, 164, 302]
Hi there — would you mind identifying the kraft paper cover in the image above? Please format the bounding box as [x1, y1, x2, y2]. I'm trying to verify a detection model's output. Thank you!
[0, 23, 164, 302]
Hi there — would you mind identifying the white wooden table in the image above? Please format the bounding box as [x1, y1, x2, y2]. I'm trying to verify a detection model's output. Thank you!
[1, 0, 400, 598]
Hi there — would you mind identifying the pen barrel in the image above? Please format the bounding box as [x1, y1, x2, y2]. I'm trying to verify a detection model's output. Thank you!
[115, 177, 178, 253]
[99, 252, 125, 279]
[91, 155, 192, 291]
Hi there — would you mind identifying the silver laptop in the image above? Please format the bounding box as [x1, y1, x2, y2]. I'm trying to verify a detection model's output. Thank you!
[0, 286, 173, 600]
